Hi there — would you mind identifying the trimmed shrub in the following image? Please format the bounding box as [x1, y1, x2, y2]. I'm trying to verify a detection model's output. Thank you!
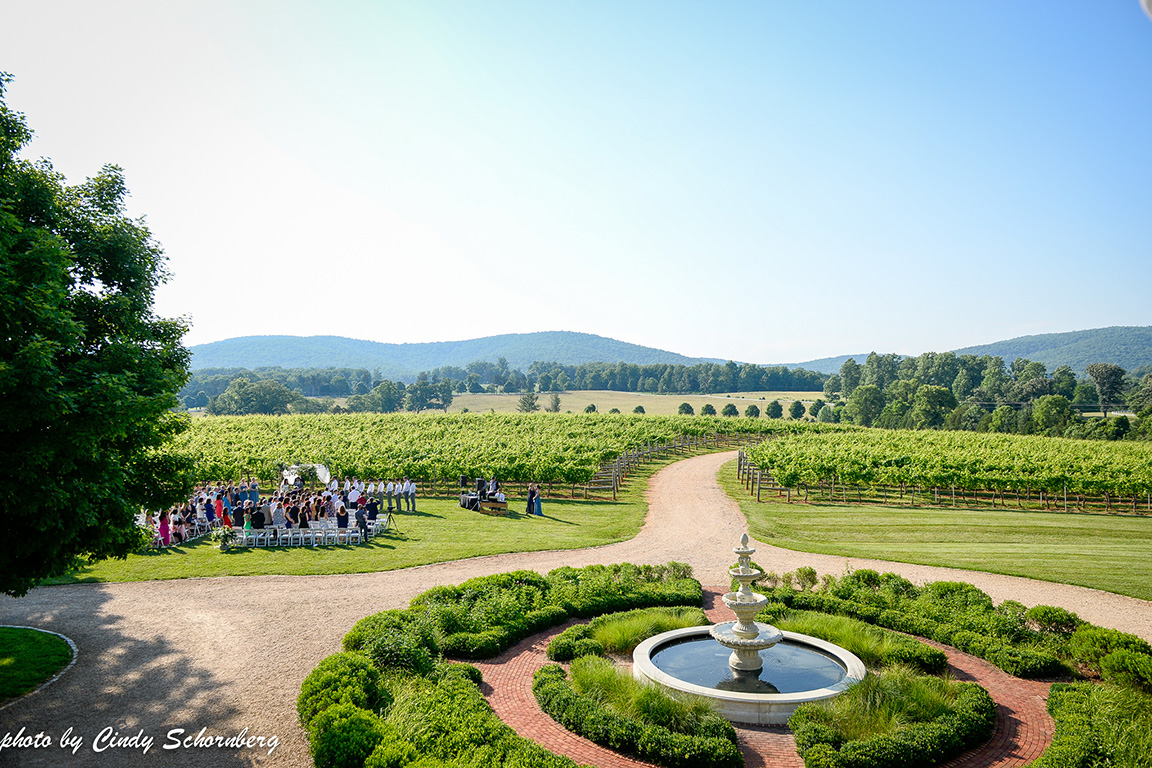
[1100, 649, 1152, 692]
[547, 625, 604, 662]
[532, 664, 742, 768]
[368, 631, 435, 676]
[1069, 625, 1152, 670]
[308, 702, 391, 768]
[1032, 682, 1152, 768]
[364, 735, 420, 768]
[297, 652, 387, 728]
[791, 681, 995, 768]
[344, 608, 422, 652]
[1025, 605, 1080, 635]
[387, 666, 579, 768]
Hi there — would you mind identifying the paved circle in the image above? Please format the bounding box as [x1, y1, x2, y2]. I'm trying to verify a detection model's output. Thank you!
[0, 451, 1148, 767]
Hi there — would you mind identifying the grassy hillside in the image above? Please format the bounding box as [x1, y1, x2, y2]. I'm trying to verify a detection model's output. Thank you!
[952, 326, 1152, 373]
[188, 331, 721, 373]
[790, 326, 1152, 375]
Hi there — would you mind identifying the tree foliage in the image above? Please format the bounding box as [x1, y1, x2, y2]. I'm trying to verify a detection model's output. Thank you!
[517, 391, 540, 413]
[0, 74, 192, 595]
[1086, 363, 1126, 417]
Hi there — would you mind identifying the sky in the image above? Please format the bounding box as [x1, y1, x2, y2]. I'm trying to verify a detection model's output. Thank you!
[3, 1, 1151, 364]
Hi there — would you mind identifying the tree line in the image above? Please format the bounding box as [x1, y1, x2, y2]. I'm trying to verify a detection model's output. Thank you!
[825, 352, 1152, 440]
[181, 358, 827, 415]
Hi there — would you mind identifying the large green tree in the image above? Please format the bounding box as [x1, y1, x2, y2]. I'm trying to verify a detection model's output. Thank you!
[844, 384, 885, 427]
[0, 75, 192, 595]
[1086, 363, 1126, 417]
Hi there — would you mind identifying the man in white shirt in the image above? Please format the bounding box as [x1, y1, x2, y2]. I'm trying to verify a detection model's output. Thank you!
[386, 480, 395, 512]
[367, 480, 376, 498]
[348, 486, 361, 507]
[404, 477, 416, 511]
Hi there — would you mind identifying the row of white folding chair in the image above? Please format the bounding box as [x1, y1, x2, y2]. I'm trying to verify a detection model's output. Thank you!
[238, 526, 362, 547]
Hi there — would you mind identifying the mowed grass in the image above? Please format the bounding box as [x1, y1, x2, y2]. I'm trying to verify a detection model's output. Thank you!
[45, 456, 693, 585]
[0, 627, 73, 703]
[718, 460, 1152, 601]
[448, 389, 825, 416]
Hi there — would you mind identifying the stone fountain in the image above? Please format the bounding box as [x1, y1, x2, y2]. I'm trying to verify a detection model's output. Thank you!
[709, 533, 784, 672]
[633, 533, 866, 725]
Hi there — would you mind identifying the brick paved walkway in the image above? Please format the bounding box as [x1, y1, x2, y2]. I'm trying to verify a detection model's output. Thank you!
[475, 587, 1053, 768]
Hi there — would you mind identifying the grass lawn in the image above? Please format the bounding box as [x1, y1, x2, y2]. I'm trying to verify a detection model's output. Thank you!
[45, 455, 694, 585]
[0, 627, 73, 704]
[718, 460, 1152, 601]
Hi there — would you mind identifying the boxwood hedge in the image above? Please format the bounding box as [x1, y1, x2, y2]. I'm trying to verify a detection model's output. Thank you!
[532, 664, 742, 768]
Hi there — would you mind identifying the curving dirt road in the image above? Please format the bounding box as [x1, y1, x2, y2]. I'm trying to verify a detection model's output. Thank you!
[1, 451, 1149, 767]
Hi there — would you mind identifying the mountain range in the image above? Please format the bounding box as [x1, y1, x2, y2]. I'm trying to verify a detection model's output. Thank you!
[188, 326, 1152, 378]
[188, 332, 723, 378]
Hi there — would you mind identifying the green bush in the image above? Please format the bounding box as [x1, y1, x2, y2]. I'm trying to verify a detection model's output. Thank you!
[546, 625, 605, 662]
[790, 673, 995, 768]
[1069, 625, 1152, 670]
[308, 702, 392, 768]
[364, 734, 419, 768]
[1100, 649, 1152, 693]
[589, 606, 708, 654]
[368, 631, 435, 676]
[386, 667, 579, 768]
[1025, 605, 1080, 635]
[773, 610, 946, 674]
[344, 608, 423, 652]
[546, 563, 701, 618]
[1032, 682, 1152, 768]
[532, 664, 742, 768]
[297, 652, 387, 728]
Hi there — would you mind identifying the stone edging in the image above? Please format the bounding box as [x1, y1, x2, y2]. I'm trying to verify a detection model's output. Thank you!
[0, 625, 79, 712]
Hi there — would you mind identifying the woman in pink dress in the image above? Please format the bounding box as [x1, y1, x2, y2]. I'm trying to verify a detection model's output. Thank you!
[158, 509, 171, 547]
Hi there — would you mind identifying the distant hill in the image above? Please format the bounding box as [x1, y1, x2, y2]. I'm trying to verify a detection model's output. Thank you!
[188, 331, 723, 376]
[952, 326, 1152, 374]
[782, 354, 870, 375]
[787, 326, 1152, 376]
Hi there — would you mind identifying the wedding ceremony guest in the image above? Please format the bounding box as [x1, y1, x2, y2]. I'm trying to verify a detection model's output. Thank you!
[355, 504, 368, 538]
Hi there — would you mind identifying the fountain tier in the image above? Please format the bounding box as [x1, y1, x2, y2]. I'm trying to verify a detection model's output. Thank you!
[632, 533, 865, 725]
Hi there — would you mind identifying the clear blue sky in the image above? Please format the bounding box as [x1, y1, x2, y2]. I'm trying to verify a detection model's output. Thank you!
[4, 1, 1151, 364]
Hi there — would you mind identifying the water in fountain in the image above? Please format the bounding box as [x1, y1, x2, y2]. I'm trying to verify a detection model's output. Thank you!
[633, 532, 866, 724]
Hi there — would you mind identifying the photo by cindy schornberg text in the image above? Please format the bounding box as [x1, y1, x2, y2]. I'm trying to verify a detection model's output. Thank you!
[0, 725, 280, 756]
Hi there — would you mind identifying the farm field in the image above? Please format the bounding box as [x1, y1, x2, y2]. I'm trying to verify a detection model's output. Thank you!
[719, 460, 1152, 601]
[447, 389, 826, 415]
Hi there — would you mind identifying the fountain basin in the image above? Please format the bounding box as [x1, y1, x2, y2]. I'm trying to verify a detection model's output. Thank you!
[633, 626, 866, 725]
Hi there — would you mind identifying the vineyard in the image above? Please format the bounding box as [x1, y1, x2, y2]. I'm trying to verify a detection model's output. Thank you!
[177, 412, 846, 485]
[743, 430, 1152, 511]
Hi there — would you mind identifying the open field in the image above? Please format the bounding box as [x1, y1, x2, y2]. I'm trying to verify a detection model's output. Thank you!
[448, 389, 826, 415]
[719, 459, 1152, 601]
[45, 454, 696, 585]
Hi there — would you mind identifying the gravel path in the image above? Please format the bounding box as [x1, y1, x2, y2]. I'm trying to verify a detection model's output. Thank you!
[1, 451, 1149, 768]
